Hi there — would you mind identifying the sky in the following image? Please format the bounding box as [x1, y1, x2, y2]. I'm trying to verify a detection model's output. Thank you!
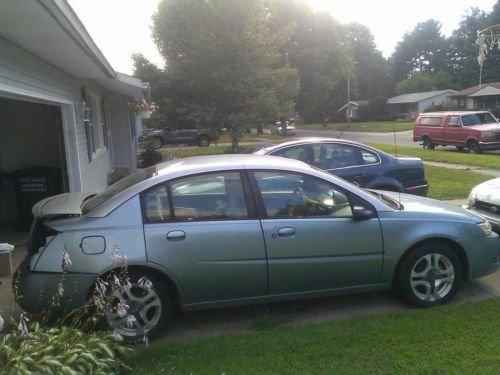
[68, 0, 498, 75]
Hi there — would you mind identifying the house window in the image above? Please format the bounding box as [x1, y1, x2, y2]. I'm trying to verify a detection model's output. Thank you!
[86, 90, 107, 157]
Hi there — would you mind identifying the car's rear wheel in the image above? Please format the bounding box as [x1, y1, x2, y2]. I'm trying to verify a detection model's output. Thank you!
[395, 243, 462, 308]
[422, 137, 435, 150]
[467, 140, 482, 154]
[197, 135, 210, 147]
[104, 272, 172, 343]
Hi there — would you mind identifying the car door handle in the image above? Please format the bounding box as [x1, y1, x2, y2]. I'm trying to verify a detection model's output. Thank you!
[166, 230, 186, 241]
[277, 227, 295, 237]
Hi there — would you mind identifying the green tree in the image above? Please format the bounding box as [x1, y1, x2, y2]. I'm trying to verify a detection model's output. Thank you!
[268, 0, 352, 123]
[152, 0, 298, 151]
[395, 71, 455, 95]
[341, 23, 390, 99]
[390, 20, 449, 83]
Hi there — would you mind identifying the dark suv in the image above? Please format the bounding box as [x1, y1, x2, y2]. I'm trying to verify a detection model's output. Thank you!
[144, 127, 219, 147]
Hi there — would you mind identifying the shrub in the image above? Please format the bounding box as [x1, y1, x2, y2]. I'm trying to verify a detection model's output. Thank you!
[138, 139, 162, 167]
[0, 323, 131, 374]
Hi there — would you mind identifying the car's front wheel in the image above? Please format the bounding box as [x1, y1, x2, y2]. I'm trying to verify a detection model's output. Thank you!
[197, 135, 210, 147]
[395, 243, 462, 308]
[104, 272, 172, 342]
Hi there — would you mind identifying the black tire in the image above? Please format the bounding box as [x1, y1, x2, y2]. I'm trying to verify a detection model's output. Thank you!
[395, 243, 462, 308]
[467, 140, 482, 154]
[456, 146, 465, 152]
[422, 137, 435, 150]
[197, 135, 210, 147]
[102, 271, 172, 343]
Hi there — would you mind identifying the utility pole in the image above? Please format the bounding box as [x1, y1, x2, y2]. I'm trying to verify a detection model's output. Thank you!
[346, 76, 351, 128]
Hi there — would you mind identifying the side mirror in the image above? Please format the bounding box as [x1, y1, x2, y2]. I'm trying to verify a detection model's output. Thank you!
[352, 206, 375, 221]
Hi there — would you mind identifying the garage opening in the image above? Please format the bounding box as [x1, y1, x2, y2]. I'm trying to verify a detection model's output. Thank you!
[0, 97, 69, 230]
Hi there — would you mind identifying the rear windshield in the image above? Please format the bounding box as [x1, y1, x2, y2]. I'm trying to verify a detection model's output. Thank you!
[418, 117, 442, 126]
[81, 166, 157, 214]
[461, 112, 498, 126]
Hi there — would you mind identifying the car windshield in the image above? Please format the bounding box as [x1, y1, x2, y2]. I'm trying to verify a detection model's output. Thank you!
[81, 166, 157, 214]
[461, 112, 498, 126]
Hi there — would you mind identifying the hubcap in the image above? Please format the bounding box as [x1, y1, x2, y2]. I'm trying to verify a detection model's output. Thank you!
[105, 282, 162, 338]
[410, 253, 455, 302]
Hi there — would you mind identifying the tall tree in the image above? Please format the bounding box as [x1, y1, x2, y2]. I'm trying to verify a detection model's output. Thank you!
[341, 23, 390, 99]
[390, 20, 449, 83]
[152, 0, 298, 150]
[268, 0, 352, 123]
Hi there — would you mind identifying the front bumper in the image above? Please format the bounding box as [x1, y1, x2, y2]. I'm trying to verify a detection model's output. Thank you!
[458, 234, 500, 280]
[13, 257, 97, 315]
[465, 207, 500, 234]
[478, 141, 500, 151]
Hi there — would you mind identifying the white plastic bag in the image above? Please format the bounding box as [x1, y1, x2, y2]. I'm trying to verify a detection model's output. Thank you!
[0, 243, 14, 253]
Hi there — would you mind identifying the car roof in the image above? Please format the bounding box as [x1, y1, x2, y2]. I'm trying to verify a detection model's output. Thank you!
[254, 137, 390, 157]
[87, 154, 389, 217]
[418, 111, 491, 117]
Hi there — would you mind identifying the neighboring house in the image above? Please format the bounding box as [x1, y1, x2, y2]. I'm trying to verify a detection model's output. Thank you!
[387, 90, 457, 119]
[449, 82, 500, 115]
[337, 100, 369, 120]
[0, 0, 147, 225]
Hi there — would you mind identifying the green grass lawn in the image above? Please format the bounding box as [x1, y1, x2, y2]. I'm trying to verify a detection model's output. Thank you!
[425, 165, 492, 200]
[130, 298, 500, 374]
[370, 143, 500, 170]
[216, 132, 283, 143]
[295, 121, 414, 132]
[160, 145, 256, 159]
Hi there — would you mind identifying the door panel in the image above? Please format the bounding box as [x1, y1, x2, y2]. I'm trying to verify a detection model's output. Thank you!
[253, 171, 383, 294]
[261, 218, 383, 294]
[144, 221, 267, 304]
[142, 171, 267, 305]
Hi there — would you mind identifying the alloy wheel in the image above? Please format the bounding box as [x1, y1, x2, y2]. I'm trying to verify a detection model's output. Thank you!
[409, 253, 455, 302]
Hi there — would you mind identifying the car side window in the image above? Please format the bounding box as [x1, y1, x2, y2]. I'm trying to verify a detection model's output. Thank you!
[272, 146, 313, 164]
[170, 172, 248, 221]
[143, 185, 171, 223]
[419, 117, 443, 126]
[448, 116, 460, 126]
[312, 144, 362, 170]
[254, 171, 352, 218]
[360, 149, 379, 165]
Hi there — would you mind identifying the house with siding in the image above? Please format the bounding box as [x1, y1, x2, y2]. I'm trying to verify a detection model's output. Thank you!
[448, 82, 500, 116]
[0, 0, 147, 225]
[387, 90, 457, 119]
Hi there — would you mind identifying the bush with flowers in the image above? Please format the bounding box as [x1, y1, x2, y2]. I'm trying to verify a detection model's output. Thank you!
[0, 246, 155, 373]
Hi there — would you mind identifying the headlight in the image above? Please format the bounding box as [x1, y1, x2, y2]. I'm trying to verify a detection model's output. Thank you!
[466, 190, 478, 208]
[478, 221, 492, 236]
[481, 131, 493, 139]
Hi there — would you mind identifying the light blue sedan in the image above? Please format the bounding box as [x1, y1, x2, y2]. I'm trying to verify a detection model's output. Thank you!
[15, 155, 499, 341]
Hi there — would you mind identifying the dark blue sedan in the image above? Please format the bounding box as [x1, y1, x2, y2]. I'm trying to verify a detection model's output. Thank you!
[254, 138, 428, 196]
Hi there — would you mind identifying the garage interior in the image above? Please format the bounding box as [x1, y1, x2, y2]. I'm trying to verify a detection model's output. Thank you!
[0, 97, 68, 230]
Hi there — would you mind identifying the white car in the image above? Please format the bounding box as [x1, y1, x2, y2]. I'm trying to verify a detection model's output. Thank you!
[465, 177, 500, 233]
[271, 122, 296, 136]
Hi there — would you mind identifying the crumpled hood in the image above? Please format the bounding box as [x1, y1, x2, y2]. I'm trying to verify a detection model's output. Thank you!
[470, 177, 500, 206]
[32, 192, 93, 218]
[380, 191, 485, 223]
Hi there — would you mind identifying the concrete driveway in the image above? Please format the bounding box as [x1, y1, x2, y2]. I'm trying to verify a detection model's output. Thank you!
[0, 228, 498, 341]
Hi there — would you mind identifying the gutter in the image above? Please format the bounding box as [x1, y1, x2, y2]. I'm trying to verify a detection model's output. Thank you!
[37, 0, 116, 78]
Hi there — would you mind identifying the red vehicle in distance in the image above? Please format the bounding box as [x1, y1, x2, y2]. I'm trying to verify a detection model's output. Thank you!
[413, 111, 500, 153]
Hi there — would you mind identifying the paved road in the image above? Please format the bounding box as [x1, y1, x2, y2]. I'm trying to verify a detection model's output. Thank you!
[295, 129, 418, 147]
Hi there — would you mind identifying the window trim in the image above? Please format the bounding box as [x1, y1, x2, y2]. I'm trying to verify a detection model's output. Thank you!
[86, 89, 107, 158]
[248, 169, 359, 220]
[140, 170, 258, 224]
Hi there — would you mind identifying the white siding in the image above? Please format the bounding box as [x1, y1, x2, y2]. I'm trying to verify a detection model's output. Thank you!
[0, 37, 136, 193]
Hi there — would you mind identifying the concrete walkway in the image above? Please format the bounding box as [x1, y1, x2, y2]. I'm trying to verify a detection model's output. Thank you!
[424, 161, 500, 178]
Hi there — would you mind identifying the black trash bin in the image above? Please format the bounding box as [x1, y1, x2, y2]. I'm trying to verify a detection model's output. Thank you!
[12, 167, 63, 226]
